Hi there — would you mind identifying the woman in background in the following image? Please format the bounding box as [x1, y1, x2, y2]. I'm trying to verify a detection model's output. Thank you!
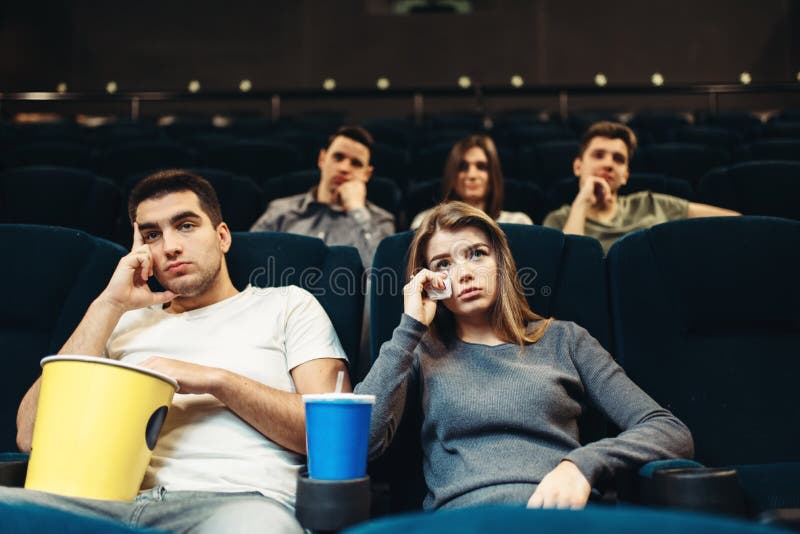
[410, 135, 533, 229]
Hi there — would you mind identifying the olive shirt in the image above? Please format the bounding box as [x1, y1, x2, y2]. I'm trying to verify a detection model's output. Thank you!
[543, 191, 689, 254]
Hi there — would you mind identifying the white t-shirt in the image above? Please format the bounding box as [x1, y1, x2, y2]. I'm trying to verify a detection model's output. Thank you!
[105, 285, 347, 508]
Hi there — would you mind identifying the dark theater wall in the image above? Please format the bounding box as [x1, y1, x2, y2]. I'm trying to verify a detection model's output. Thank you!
[1, 0, 798, 116]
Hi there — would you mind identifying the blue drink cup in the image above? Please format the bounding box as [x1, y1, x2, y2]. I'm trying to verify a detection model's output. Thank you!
[303, 393, 375, 480]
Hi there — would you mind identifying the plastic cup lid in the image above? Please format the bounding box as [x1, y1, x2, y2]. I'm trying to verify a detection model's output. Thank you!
[41, 355, 180, 392]
[302, 393, 375, 404]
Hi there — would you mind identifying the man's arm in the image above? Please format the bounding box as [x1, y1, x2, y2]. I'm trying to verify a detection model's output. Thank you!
[339, 181, 395, 267]
[16, 224, 176, 452]
[140, 356, 350, 454]
[562, 177, 611, 236]
[687, 202, 741, 218]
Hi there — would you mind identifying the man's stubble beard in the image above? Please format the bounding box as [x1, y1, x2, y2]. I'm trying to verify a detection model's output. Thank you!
[159, 258, 223, 298]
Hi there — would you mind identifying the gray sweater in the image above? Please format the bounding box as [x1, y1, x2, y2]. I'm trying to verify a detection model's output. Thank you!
[355, 314, 694, 510]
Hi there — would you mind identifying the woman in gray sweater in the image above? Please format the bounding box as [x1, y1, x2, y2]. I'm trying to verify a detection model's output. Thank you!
[355, 201, 693, 510]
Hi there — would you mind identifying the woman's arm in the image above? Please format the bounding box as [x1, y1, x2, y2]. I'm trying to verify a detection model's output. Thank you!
[354, 268, 446, 458]
[562, 326, 694, 485]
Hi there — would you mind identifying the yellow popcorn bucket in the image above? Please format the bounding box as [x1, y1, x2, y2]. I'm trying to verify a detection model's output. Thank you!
[25, 355, 178, 501]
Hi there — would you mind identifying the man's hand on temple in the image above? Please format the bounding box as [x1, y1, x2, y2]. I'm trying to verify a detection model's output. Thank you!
[99, 223, 177, 312]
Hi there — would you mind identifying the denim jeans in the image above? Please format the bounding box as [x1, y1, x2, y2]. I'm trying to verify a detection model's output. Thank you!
[0, 485, 303, 533]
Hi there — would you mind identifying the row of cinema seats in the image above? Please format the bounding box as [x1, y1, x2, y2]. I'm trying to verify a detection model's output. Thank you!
[2, 110, 800, 189]
[2, 130, 799, 192]
[0, 216, 798, 531]
[1, 159, 798, 245]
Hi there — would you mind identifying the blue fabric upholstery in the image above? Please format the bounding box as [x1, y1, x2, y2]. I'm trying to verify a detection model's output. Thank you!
[344, 505, 794, 534]
[633, 143, 730, 184]
[203, 140, 303, 181]
[738, 140, 800, 162]
[697, 161, 800, 220]
[226, 232, 364, 373]
[93, 140, 197, 181]
[517, 140, 580, 188]
[0, 226, 127, 451]
[1, 142, 93, 170]
[367, 225, 608, 512]
[0, 166, 121, 239]
[0, 502, 162, 533]
[607, 217, 800, 509]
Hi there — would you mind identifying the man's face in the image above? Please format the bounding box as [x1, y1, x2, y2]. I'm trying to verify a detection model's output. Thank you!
[573, 136, 631, 193]
[135, 191, 230, 298]
[317, 136, 373, 199]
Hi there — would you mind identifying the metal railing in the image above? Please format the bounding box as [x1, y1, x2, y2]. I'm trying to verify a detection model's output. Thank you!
[1, 83, 798, 122]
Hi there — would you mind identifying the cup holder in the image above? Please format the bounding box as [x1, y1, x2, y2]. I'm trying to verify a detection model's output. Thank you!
[642, 467, 748, 517]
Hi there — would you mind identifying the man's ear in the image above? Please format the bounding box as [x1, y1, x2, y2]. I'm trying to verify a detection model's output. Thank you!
[364, 165, 374, 182]
[217, 222, 232, 253]
[317, 149, 327, 170]
[573, 156, 583, 177]
[619, 166, 630, 186]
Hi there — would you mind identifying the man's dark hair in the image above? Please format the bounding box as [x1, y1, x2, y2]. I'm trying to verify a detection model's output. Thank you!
[128, 169, 223, 227]
[578, 121, 638, 160]
[325, 125, 375, 156]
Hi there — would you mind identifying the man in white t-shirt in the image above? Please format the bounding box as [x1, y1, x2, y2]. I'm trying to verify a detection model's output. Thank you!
[10, 169, 350, 533]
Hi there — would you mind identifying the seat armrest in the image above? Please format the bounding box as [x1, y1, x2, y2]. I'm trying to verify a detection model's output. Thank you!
[0, 453, 29, 487]
[759, 508, 800, 531]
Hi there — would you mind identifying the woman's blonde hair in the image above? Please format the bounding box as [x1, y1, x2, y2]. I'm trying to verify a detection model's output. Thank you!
[408, 201, 551, 346]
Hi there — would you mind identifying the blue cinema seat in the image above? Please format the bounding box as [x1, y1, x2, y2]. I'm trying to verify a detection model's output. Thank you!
[344, 505, 795, 534]
[697, 161, 800, 220]
[93, 140, 197, 182]
[0, 166, 121, 240]
[0, 226, 127, 452]
[516, 140, 580, 189]
[203, 140, 303, 182]
[1, 142, 93, 170]
[633, 143, 730, 185]
[226, 232, 364, 371]
[607, 217, 800, 513]
[367, 225, 609, 512]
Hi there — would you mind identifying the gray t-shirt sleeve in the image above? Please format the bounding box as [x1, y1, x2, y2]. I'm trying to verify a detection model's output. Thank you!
[542, 206, 570, 229]
[562, 324, 695, 485]
[651, 192, 690, 220]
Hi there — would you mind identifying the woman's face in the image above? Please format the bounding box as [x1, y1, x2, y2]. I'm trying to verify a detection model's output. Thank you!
[426, 225, 498, 320]
[454, 146, 490, 204]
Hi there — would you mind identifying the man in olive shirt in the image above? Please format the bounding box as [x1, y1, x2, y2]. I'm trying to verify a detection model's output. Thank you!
[543, 121, 739, 253]
[250, 126, 395, 268]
